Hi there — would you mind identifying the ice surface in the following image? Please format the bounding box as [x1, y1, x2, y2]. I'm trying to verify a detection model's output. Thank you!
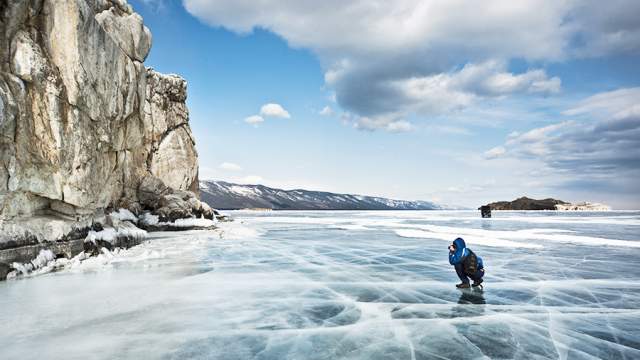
[1, 211, 639, 359]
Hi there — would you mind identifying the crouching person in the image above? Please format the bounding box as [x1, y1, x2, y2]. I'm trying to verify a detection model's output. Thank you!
[448, 237, 484, 289]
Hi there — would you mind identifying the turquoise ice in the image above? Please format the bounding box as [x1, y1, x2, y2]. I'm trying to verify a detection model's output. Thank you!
[1, 211, 639, 359]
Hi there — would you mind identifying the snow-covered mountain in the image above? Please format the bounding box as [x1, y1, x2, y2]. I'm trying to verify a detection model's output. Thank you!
[200, 181, 449, 210]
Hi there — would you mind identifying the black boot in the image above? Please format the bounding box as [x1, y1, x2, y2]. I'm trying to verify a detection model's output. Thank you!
[456, 282, 470, 289]
[472, 278, 483, 287]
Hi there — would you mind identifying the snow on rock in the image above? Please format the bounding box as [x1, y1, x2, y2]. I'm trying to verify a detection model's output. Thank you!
[139, 212, 160, 227]
[229, 185, 260, 197]
[9, 249, 56, 277]
[169, 217, 217, 228]
[85, 223, 147, 244]
[138, 211, 217, 230]
[109, 209, 138, 223]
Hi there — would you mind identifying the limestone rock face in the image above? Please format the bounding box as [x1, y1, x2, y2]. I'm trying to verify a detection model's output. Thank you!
[0, 0, 206, 253]
[144, 70, 199, 191]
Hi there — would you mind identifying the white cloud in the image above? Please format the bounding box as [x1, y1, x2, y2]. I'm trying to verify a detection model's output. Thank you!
[319, 106, 334, 116]
[450, 61, 561, 96]
[563, 87, 640, 117]
[426, 125, 472, 136]
[390, 61, 560, 116]
[385, 120, 413, 133]
[182, 0, 638, 132]
[485, 88, 640, 194]
[244, 115, 264, 125]
[483, 146, 506, 159]
[343, 112, 414, 132]
[240, 175, 264, 184]
[260, 103, 291, 118]
[183, 0, 572, 59]
[219, 162, 243, 171]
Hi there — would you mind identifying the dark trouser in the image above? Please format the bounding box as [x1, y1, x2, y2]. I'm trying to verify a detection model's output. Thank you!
[454, 263, 484, 284]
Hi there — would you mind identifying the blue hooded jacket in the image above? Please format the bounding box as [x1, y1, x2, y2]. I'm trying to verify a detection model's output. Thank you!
[449, 237, 483, 269]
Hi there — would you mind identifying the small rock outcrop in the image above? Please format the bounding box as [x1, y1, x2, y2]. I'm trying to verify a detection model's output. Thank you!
[481, 197, 610, 211]
[0, 0, 214, 279]
[481, 197, 568, 211]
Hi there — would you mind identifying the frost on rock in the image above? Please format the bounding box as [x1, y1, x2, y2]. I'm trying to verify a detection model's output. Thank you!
[138, 211, 217, 231]
[82, 222, 148, 258]
[109, 209, 138, 223]
[10, 249, 56, 275]
[85, 223, 147, 244]
[139, 212, 159, 226]
[136, 175, 217, 230]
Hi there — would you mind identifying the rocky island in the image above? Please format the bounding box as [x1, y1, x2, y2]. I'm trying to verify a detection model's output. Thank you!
[481, 197, 611, 211]
[0, 0, 216, 279]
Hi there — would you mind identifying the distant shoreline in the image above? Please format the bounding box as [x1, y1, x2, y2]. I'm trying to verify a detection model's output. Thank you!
[223, 208, 625, 212]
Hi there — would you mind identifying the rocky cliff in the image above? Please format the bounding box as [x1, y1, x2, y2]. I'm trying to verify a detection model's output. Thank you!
[0, 0, 213, 279]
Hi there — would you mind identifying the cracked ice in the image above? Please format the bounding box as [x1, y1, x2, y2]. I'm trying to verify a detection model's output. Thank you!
[0, 210, 639, 359]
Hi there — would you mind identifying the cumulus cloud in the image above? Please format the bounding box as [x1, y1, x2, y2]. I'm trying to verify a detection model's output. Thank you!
[183, 0, 638, 131]
[386, 61, 560, 118]
[483, 146, 506, 159]
[244, 115, 264, 125]
[567, 0, 640, 57]
[486, 88, 640, 189]
[260, 103, 291, 118]
[245, 103, 291, 126]
[219, 162, 242, 171]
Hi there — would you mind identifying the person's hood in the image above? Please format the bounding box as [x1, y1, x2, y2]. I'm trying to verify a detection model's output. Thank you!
[453, 237, 466, 250]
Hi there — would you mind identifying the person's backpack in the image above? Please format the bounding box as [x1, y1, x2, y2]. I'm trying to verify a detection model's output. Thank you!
[462, 249, 478, 276]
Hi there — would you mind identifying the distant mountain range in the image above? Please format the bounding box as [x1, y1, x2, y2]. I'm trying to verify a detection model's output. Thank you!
[200, 181, 452, 210]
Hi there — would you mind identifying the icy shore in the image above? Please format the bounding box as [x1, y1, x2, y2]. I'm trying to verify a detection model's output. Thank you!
[2, 208, 219, 280]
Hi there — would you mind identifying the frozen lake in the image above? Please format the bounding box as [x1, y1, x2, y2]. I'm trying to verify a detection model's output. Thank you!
[1, 210, 640, 359]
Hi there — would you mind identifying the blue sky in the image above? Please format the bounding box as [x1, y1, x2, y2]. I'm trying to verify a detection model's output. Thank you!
[131, 0, 640, 209]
